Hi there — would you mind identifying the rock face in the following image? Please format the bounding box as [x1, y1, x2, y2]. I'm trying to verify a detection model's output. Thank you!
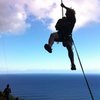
[0, 91, 15, 100]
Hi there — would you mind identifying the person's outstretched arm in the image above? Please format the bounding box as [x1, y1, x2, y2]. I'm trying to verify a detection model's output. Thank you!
[61, 3, 69, 10]
[61, 3, 76, 16]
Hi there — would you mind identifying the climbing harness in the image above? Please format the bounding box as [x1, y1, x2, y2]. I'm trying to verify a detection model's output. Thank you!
[61, 0, 94, 100]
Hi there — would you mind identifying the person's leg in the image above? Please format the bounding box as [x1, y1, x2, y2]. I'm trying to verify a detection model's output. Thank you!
[48, 32, 59, 47]
[44, 32, 59, 53]
[65, 41, 76, 70]
[67, 45, 74, 64]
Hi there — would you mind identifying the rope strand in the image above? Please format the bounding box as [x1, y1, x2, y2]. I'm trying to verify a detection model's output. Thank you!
[73, 40, 94, 100]
[61, 0, 64, 17]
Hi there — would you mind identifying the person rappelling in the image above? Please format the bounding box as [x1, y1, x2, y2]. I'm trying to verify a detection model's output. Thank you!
[44, 3, 76, 70]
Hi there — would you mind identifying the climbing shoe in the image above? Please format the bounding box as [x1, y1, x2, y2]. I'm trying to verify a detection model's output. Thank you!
[44, 44, 52, 53]
[71, 64, 76, 70]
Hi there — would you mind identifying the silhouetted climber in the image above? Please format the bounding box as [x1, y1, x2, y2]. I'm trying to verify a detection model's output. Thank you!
[3, 84, 11, 100]
[44, 3, 76, 70]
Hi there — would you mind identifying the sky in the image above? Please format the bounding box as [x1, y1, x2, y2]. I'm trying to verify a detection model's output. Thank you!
[0, 0, 100, 74]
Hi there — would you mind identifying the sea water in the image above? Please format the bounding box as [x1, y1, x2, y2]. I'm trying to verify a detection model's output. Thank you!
[0, 74, 100, 100]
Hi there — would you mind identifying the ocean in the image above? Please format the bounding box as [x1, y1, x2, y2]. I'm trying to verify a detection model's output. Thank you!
[0, 74, 100, 100]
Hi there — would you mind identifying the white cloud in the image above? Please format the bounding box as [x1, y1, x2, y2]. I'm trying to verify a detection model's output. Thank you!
[72, 0, 100, 29]
[0, 0, 29, 35]
[0, 0, 100, 35]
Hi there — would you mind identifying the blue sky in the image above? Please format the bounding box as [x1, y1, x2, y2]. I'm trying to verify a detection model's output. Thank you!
[0, 0, 100, 74]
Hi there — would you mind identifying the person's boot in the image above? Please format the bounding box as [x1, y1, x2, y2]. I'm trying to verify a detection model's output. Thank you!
[71, 64, 76, 70]
[44, 44, 52, 53]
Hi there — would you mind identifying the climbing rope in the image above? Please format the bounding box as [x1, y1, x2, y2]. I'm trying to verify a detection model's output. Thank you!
[73, 40, 94, 100]
[60, 0, 94, 100]
[61, 0, 64, 17]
